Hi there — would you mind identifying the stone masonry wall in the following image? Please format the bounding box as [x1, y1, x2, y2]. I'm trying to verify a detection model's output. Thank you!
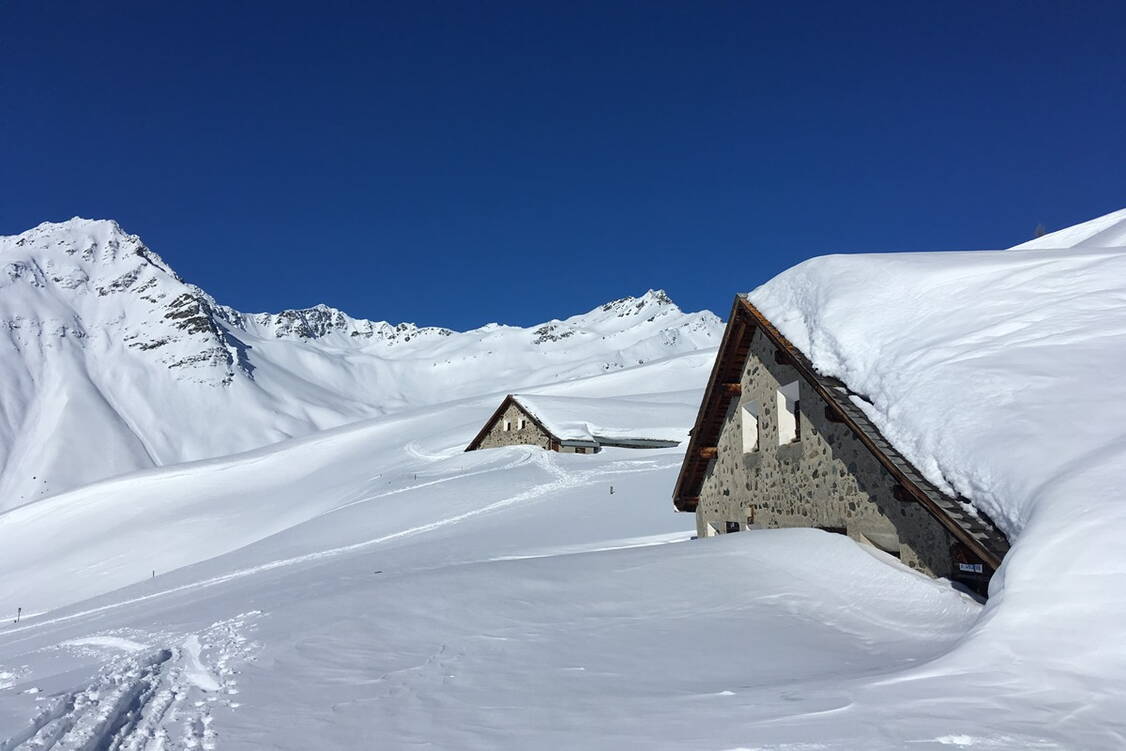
[474, 403, 553, 451]
[695, 328, 955, 578]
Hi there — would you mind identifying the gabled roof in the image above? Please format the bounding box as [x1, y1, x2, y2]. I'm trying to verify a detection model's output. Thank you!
[672, 296, 1010, 569]
[465, 394, 690, 451]
[464, 395, 556, 451]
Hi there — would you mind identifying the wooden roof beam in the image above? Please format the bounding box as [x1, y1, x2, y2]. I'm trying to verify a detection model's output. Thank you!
[675, 496, 700, 512]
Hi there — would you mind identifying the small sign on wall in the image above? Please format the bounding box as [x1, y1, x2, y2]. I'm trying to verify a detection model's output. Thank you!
[958, 562, 984, 574]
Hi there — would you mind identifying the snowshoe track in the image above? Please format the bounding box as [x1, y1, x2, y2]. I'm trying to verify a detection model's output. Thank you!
[1, 613, 258, 751]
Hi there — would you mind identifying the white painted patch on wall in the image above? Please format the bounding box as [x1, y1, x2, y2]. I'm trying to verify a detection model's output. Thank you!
[741, 402, 759, 453]
[777, 380, 800, 445]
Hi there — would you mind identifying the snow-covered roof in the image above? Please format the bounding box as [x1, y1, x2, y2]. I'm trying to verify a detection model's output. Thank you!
[745, 207, 1126, 594]
[510, 394, 692, 445]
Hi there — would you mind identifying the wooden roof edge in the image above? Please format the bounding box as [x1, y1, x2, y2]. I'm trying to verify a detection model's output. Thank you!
[735, 297, 1010, 568]
[671, 297, 754, 508]
[465, 395, 519, 451]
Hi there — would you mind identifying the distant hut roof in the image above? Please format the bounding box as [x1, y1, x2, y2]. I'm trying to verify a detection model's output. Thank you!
[466, 394, 694, 450]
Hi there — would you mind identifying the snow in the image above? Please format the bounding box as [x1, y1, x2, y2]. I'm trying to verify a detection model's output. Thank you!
[510, 393, 694, 444]
[0, 419, 988, 748]
[1, 211, 1125, 747]
[744, 206, 1126, 744]
[1011, 207, 1126, 249]
[61, 637, 149, 653]
[0, 219, 722, 508]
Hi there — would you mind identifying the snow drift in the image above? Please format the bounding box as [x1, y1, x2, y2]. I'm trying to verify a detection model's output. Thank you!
[748, 206, 1126, 721]
[1, 210, 1125, 747]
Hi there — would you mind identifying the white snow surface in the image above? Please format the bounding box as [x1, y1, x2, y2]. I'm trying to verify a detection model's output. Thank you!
[746, 207, 1126, 743]
[511, 393, 694, 443]
[0, 366, 1011, 749]
[1011, 207, 1126, 249]
[0, 218, 721, 508]
[1, 211, 1124, 748]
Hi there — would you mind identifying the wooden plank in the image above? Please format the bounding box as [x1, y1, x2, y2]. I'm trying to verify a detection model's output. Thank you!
[823, 405, 845, 424]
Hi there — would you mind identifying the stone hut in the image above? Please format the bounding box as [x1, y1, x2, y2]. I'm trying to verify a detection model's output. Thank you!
[466, 394, 687, 454]
[671, 296, 1010, 596]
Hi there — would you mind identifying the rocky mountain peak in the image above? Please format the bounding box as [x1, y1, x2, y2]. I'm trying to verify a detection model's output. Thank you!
[599, 289, 677, 317]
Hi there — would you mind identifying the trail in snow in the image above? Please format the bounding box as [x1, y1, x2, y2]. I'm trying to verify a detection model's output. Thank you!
[0, 612, 258, 751]
[0, 448, 619, 639]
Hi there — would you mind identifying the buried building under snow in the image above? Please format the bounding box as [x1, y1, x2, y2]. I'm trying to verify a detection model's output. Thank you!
[465, 394, 690, 454]
[672, 296, 1010, 596]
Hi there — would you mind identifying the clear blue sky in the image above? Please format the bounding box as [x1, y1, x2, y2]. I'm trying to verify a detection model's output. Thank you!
[3, 1, 1124, 329]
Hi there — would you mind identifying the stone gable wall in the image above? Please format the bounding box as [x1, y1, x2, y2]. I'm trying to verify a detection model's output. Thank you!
[474, 403, 554, 451]
[696, 328, 955, 577]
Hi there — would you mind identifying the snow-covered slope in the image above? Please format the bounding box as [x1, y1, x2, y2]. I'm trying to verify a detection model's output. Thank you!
[1011, 207, 1126, 249]
[0, 348, 995, 750]
[0, 353, 717, 615]
[747, 206, 1126, 541]
[2, 211, 1126, 747]
[0, 218, 722, 508]
[746, 206, 1126, 740]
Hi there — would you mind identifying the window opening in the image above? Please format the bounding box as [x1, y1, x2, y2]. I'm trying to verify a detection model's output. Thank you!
[777, 381, 801, 444]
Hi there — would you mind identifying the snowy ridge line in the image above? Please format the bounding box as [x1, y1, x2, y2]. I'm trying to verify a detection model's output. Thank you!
[0, 218, 722, 507]
[0, 449, 592, 638]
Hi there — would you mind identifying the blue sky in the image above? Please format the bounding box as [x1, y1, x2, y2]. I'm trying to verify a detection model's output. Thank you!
[3, 1, 1124, 328]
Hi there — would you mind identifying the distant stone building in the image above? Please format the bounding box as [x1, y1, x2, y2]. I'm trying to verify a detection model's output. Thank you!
[672, 296, 1010, 595]
[466, 394, 686, 454]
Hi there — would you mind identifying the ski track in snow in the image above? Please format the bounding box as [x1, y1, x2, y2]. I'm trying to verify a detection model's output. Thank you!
[0, 448, 676, 641]
[0, 613, 258, 751]
[0, 446, 683, 748]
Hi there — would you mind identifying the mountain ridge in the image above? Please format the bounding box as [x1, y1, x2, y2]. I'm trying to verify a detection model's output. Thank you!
[0, 218, 722, 507]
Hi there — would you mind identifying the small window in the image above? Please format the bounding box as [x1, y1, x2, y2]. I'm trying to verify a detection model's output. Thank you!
[725, 521, 740, 534]
[503, 420, 511, 432]
[777, 381, 801, 444]
[741, 402, 759, 453]
[575, 446, 586, 454]
[518, 417, 527, 430]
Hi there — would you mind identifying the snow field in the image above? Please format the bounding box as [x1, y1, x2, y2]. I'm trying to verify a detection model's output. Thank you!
[0, 219, 722, 508]
[5, 210, 1126, 747]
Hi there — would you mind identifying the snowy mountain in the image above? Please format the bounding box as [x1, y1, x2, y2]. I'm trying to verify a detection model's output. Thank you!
[2, 210, 1126, 748]
[0, 218, 722, 508]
